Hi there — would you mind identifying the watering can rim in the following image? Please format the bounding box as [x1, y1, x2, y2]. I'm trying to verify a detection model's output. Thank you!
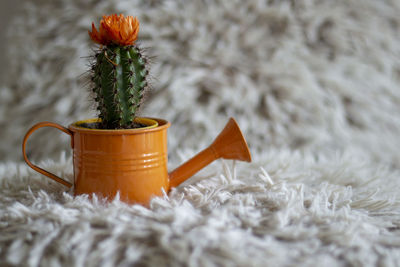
[68, 117, 170, 134]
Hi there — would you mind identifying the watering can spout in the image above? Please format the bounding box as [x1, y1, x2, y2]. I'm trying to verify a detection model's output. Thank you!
[168, 118, 252, 188]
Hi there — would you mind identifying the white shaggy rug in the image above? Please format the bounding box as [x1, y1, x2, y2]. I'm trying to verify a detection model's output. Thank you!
[1, 152, 400, 266]
[1, 0, 400, 266]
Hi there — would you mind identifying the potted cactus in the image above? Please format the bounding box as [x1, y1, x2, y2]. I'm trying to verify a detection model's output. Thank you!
[88, 14, 153, 129]
[22, 14, 252, 205]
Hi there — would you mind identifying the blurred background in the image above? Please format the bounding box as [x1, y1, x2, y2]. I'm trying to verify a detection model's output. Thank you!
[0, 0, 399, 170]
[0, 0, 20, 85]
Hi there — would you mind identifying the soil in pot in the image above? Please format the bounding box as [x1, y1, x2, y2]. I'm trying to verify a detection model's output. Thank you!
[79, 122, 147, 129]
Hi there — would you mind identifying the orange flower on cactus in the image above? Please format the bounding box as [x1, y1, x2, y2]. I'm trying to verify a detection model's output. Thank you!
[89, 14, 139, 46]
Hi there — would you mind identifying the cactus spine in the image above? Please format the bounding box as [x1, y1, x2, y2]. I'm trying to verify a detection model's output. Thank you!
[91, 45, 148, 129]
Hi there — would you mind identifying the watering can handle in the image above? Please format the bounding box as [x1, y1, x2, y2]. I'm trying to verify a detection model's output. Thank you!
[22, 122, 73, 188]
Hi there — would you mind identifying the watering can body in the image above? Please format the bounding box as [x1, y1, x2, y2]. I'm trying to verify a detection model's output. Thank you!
[70, 118, 170, 204]
[22, 117, 251, 204]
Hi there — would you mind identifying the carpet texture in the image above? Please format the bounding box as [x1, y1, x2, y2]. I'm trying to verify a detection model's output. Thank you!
[1, 0, 400, 266]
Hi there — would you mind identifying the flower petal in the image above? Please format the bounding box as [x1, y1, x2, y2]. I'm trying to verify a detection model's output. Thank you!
[89, 14, 140, 46]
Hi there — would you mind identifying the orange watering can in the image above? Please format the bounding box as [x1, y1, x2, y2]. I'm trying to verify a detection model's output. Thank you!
[22, 117, 251, 204]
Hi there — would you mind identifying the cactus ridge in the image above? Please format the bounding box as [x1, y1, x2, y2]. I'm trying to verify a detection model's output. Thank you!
[90, 45, 149, 129]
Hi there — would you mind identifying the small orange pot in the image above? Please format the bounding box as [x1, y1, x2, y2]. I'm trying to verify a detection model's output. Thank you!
[22, 117, 251, 204]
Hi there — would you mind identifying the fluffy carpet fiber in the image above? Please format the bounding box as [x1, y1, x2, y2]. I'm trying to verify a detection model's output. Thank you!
[1, 0, 400, 266]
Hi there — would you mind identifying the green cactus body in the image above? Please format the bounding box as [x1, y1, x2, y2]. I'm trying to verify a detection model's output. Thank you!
[92, 45, 148, 129]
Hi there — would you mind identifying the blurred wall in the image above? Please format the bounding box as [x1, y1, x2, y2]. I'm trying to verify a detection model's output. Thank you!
[0, 0, 21, 84]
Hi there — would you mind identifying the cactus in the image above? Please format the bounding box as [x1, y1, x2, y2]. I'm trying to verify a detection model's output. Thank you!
[88, 14, 149, 129]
